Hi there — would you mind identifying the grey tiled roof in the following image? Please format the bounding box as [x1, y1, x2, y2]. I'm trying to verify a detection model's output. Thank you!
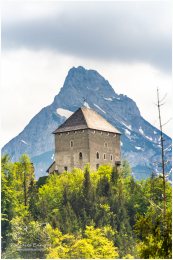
[53, 107, 121, 134]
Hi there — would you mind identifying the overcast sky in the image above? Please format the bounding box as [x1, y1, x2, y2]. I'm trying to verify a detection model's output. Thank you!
[1, 0, 172, 147]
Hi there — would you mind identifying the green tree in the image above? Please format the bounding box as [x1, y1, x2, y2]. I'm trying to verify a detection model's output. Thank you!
[46, 225, 119, 259]
[110, 163, 134, 257]
[81, 164, 95, 225]
[134, 177, 172, 259]
[3, 154, 171, 259]
[2, 217, 50, 259]
[1, 154, 16, 251]
[70, 225, 119, 259]
[17, 154, 35, 207]
[111, 165, 119, 184]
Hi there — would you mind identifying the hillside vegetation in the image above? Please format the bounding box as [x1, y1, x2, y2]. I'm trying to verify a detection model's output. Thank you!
[1, 154, 172, 259]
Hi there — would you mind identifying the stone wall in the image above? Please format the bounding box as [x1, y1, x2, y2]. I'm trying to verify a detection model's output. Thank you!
[54, 129, 121, 173]
[88, 130, 121, 170]
[55, 129, 90, 172]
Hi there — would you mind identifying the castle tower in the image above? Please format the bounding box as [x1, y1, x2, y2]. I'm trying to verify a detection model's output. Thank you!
[47, 107, 121, 173]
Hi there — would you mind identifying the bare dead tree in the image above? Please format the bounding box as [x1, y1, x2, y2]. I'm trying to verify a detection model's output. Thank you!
[156, 88, 166, 219]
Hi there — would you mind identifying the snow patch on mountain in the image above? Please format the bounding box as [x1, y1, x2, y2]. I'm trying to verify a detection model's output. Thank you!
[164, 144, 172, 152]
[83, 101, 90, 108]
[125, 129, 131, 136]
[122, 122, 132, 130]
[57, 108, 73, 118]
[145, 135, 153, 141]
[94, 104, 106, 114]
[139, 127, 153, 141]
[139, 127, 144, 135]
[104, 97, 113, 101]
[135, 146, 142, 150]
[20, 140, 28, 145]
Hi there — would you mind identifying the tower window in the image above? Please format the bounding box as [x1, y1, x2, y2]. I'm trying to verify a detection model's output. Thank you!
[64, 166, 68, 171]
[110, 154, 113, 161]
[79, 152, 83, 160]
[96, 152, 99, 159]
[70, 141, 73, 147]
[103, 153, 106, 160]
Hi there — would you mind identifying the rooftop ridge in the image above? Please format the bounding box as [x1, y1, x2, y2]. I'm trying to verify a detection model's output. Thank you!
[53, 106, 121, 134]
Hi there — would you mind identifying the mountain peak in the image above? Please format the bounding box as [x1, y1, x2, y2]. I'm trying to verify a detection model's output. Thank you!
[68, 66, 86, 73]
[66, 66, 103, 83]
[54, 66, 140, 117]
[61, 66, 117, 98]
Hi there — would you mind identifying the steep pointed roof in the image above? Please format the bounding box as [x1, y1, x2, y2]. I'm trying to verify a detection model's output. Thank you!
[53, 107, 121, 134]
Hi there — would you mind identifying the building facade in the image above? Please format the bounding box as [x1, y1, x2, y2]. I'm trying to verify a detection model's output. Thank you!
[47, 107, 121, 173]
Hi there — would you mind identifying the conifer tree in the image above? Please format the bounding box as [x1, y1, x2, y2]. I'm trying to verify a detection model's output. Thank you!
[82, 164, 95, 219]
[111, 165, 119, 184]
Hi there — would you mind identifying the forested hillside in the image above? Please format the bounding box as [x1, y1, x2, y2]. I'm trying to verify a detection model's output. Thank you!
[1, 154, 172, 259]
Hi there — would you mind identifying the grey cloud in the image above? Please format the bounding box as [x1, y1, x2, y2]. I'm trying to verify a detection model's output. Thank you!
[2, 2, 172, 72]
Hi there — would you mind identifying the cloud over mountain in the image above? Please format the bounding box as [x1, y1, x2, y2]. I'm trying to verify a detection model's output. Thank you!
[2, 1, 171, 72]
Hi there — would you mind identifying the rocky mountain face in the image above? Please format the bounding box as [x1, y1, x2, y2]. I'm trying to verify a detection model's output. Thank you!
[2, 66, 172, 180]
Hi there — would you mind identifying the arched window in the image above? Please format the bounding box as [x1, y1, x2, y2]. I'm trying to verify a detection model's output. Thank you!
[79, 152, 83, 160]
[110, 154, 113, 161]
[103, 153, 106, 160]
[96, 152, 99, 159]
[70, 141, 73, 147]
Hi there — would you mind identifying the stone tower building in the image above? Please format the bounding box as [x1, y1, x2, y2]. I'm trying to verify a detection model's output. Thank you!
[47, 107, 121, 174]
